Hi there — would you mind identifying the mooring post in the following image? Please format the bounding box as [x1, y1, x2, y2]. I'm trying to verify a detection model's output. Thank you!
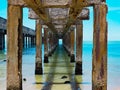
[7, 5, 23, 90]
[92, 3, 108, 90]
[44, 28, 49, 63]
[35, 20, 43, 74]
[75, 20, 83, 75]
[70, 28, 75, 62]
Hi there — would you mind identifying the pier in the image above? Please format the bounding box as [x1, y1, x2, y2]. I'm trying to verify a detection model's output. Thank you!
[0, 17, 36, 50]
[0, 0, 108, 90]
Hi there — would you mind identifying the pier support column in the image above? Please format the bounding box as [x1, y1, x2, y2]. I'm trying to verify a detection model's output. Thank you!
[35, 20, 43, 74]
[25, 35, 27, 48]
[75, 21, 83, 75]
[92, 3, 108, 90]
[0, 33, 4, 50]
[70, 29, 75, 62]
[48, 31, 52, 56]
[22, 34, 25, 48]
[7, 5, 23, 90]
[44, 28, 49, 63]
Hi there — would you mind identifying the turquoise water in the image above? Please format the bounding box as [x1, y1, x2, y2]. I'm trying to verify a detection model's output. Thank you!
[0, 41, 120, 90]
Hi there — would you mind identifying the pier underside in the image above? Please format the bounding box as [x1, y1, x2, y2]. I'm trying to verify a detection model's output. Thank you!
[6, 0, 108, 90]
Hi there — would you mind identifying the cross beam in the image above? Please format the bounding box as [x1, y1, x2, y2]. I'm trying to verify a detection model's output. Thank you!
[22, 0, 58, 34]
[62, 0, 90, 36]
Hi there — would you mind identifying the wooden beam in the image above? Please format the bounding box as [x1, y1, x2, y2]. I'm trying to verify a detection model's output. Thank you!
[43, 0, 101, 6]
[8, 0, 103, 7]
[62, 0, 90, 36]
[92, 3, 108, 90]
[23, 0, 58, 34]
[7, 5, 23, 90]
[8, 0, 26, 6]
[35, 20, 43, 74]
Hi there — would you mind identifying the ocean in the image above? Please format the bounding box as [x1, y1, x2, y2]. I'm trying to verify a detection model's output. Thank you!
[0, 41, 120, 90]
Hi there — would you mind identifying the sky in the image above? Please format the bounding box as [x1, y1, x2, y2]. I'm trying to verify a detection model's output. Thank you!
[0, 0, 120, 41]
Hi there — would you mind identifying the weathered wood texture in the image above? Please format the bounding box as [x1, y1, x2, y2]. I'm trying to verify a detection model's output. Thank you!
[35, 20, 43, 74]
[7, 5, 23, 90]
[8, 0, 27, 6]
[23, 0, 58, 34]
[0, 34, 5, 50]
[75, 21, 83, 75]
[44, 28, 49, 63]
[70, 29, 75, 62]
[92, 3, 108, 90]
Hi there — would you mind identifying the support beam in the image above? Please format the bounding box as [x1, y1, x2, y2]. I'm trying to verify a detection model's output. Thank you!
[7, 5, 23, 90]
[62, 0, 90, 36]
[75, 21, 83, 75]
[35, 20, 43, 74]
[44, 28, 49, 63]
[70, 29, 75, 62]
[23, 0, 58, 34]
[92, 3, 108, 90]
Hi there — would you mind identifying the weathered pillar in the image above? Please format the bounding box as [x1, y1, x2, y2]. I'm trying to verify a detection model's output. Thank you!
[92, 3, 108, 90]
[35, 20, 43, 74]
[64, 32, 70, 56]
[0, 33, 4, 50]
[31, 36, 34, 46]
[70, 28, 75, 62]
[28, 36, 31, 47]
[2, 33, 5, 49]
[23, 34, 25, 48]
[25, 35, 27, 48]
[75, 21, 83, 75]
[7, 5, 23, 90]
[48, 31, 52, 56]
[44, 28, 49, 63]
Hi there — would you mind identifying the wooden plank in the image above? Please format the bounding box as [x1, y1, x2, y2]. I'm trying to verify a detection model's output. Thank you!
[8, 0, 26, 6]
[29, 8, 89, 20]
[35, 20, 43, 74]
[43, 0, 101, 6]
[7, 5, 23, 90]
[92, 3, 108, 90]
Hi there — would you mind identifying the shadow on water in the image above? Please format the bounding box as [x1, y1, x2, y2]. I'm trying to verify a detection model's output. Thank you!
[41, 45, 60, 90]
[38, 45, 82, 90]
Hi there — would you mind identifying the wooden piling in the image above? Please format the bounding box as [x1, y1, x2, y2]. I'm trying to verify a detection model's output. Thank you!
[92, 3, 108, 90]
[0, 33, 4, 50]
[44, 28, 49, 63]
[7, 5, 23, 90]
[70, 29, 75, 62]
[35, 20, 43, 74]
[75, 21, 83, 75]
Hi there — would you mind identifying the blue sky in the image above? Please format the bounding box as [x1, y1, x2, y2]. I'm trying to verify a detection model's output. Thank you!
[0, 0, 120, 41]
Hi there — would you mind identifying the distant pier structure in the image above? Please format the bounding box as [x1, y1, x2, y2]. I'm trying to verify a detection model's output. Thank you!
[0, 17, 35, 50]
[6, 0, 108, 90]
